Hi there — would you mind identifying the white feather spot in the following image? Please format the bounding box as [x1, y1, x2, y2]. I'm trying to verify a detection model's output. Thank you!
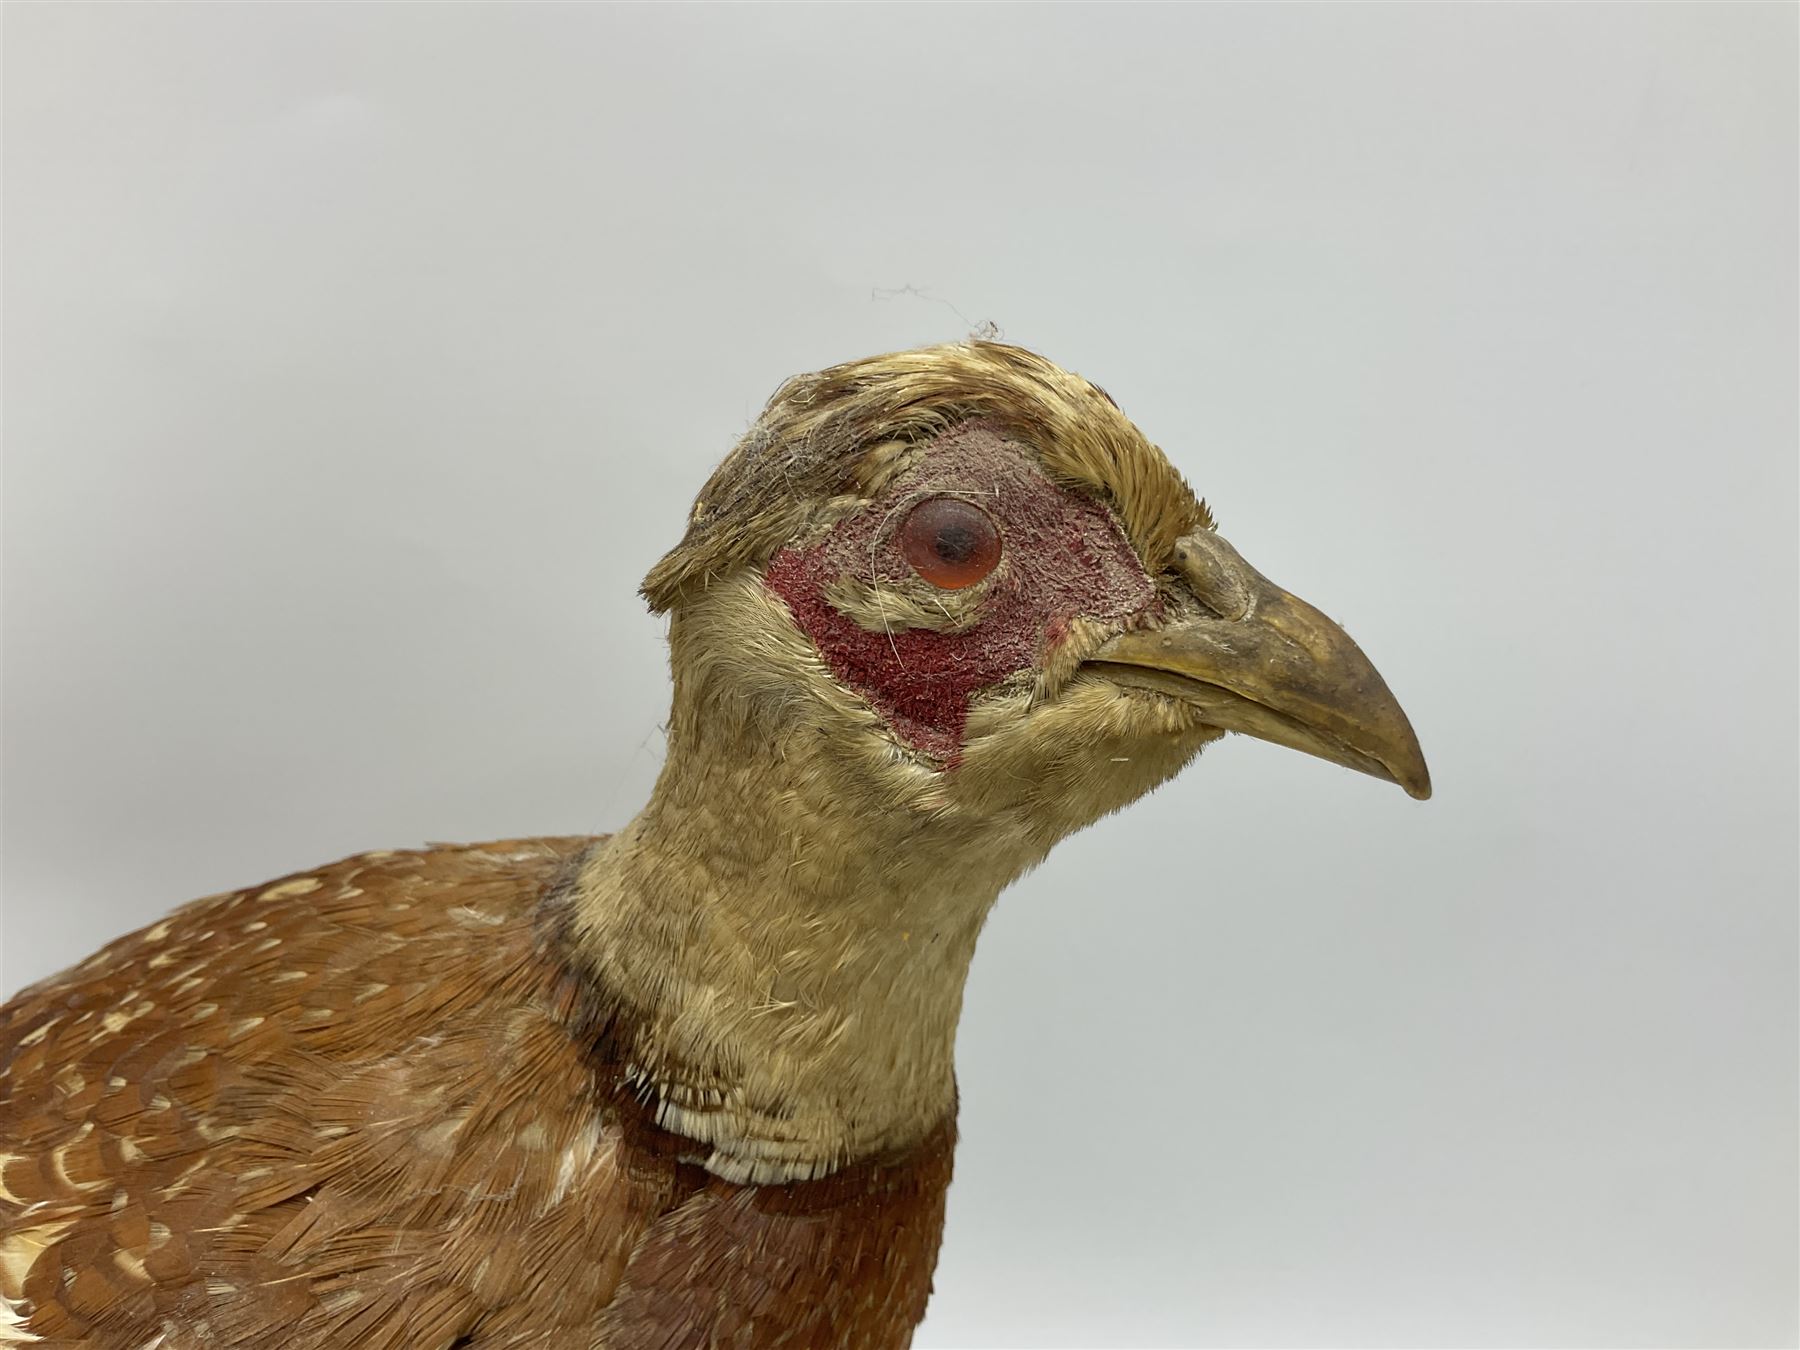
[262, 877, 322, 900]
[0, 1157, 24, 1205]
[48, 1149, 86, 1193]
[0, 1294, 41, 1344]
[418, 1118, 465, 1154]
[0, 1218, 76, 1303]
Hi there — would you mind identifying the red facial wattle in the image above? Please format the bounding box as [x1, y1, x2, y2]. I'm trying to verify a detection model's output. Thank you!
[764, 424, 1155, 763]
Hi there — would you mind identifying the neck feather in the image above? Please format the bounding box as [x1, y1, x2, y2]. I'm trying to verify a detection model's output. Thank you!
[565, 619, 1029, 1182]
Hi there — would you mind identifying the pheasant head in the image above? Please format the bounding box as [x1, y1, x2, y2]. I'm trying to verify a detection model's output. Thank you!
[569, 340, 1429, 1183]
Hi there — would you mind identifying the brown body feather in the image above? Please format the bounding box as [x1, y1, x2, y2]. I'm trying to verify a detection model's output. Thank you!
[0, 841, 949, 1348]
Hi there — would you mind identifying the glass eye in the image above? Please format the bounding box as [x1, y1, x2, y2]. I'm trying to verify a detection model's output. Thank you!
[898, 497, 1002, 589]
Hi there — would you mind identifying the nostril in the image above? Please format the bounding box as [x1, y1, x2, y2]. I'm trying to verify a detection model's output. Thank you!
[1172, 531, 1254, 622]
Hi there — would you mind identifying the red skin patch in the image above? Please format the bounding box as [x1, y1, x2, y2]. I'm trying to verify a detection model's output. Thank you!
[764, 424, 1155, 763]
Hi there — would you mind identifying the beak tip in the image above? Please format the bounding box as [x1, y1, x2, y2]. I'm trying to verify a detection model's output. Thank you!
[1387, 730, 1432, 801]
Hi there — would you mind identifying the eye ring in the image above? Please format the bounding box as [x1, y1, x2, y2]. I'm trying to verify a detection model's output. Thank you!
[898, 496, 1002, 590]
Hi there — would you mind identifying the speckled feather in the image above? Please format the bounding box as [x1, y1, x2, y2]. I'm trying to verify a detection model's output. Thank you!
[0, 841, 950, 1348]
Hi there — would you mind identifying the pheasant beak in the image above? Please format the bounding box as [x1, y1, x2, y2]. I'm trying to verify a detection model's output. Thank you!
[1087, 530, 1432, 800]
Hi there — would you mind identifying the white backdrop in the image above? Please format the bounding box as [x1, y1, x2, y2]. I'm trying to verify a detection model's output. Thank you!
[4, 5, 1795, 1346]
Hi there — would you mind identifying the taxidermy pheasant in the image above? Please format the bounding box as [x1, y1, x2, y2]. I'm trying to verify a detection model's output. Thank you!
[1, 341, 1428, 1348]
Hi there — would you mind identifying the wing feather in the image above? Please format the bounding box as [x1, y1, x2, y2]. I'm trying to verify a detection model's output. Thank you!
[0, 838, 685, 1348]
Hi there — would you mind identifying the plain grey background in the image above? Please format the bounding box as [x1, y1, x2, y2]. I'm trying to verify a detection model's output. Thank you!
[4, 4, 1795, 1347]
